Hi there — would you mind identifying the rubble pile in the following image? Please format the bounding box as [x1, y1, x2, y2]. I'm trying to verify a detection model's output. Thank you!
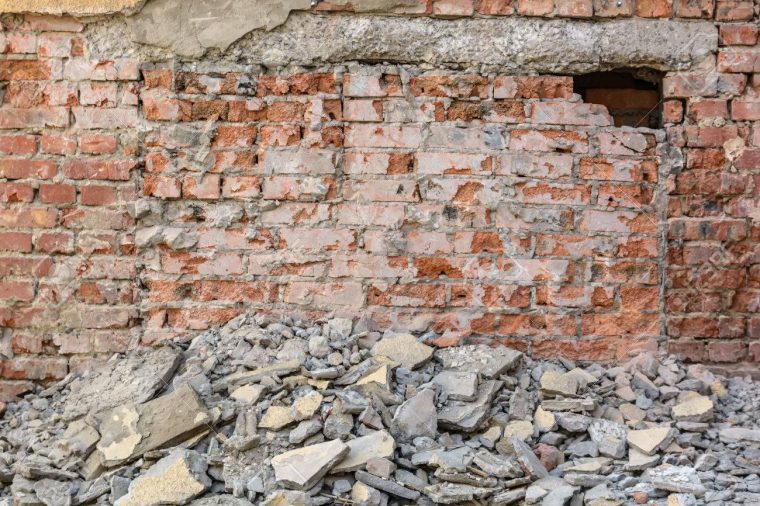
[1, 313, 760, 506]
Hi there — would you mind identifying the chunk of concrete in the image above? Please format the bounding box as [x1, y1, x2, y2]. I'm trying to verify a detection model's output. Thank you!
[371, 334, 433, 370]
[435, 345, 522, 378]
[64, 347, 181, 421]
[648, 465, 706, 497]
[271, 439, 349, 490]
[627, 427, 674, 456]
[438, 380, 503, 432]
[96, 384, 211, 467]
[115, 449, 210, 506]
[433, 371, 478, 401]
[390, 388, 437, 441]
[332, 431, 396, 474]
[671, 395, 713, 422]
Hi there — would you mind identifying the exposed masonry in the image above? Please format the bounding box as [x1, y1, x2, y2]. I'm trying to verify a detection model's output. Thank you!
[0, 2, 759, 398]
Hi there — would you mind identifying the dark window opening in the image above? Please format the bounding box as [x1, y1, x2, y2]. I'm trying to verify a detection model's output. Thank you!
[574, 70, 663, 129]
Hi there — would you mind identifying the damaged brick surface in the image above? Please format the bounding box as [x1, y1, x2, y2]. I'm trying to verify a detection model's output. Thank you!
[0, 1, 759, 396]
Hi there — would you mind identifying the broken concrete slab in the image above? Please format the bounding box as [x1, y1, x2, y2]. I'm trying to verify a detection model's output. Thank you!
[355, 470, 420, 500]
[64, 347, 181, 421]
[438, 380, 502, 432]
[719, 427, 760, 443]
[432, 371, 478, 401]
[540, 370, 579, 397]
[672, 395, 714, 422]
[511, 437, 548, 479]
[271, 439, 349, 490]
[390, 388, 437, 441]
[331, 431, 396, 474]
[424, 482, 494, 504]
[220, 360, 301, 389]
[648, 465, 706, 497]
[259, 406, 296, 431]
[96, 384, 211, 468]
[627, 427, 674, 456]
[115, 449, 210, 506]
[435, 345, 522, 378]
[370, 334, 433, 370]
[126, 0, 313, 57]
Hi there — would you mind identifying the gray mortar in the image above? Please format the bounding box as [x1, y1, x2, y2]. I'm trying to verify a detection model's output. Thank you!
[83, 12, 717, 73]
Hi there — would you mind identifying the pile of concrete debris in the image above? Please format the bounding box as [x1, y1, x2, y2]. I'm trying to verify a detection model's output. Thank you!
[1, 313, 760, 506]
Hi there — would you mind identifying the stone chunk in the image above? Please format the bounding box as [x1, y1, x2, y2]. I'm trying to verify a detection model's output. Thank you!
[627, 427, 674, 456]
[355, 470, 420, 500]
[438, 380, 502, 432]
[671, 395, 713, 422]
[64, 347, 181, 420]
[540, 370, 578, 397]
[96, 384, 211, 467]
[626, 448, 660, 471]
[719, 427, 760, 443]
[292, 391, 322, 421]
[259, 406, 296, 431]
[371, 334, 433, 370]
[366, 457, 395, 479]
[331, 430, 396, 474]
[230, 384, 266, 404]
[534, 406, 557, 432]
[271, 439, 349, 490]
[390, 388, 437, 441]
[433, 371, 478, 401]
[115, 449, 210, 506]
[588, 419, 627, 459]
[424, 483, 494, 504]
[221, 360, 301, 388]
[648, 465, 706, 497]
[511, 437, 548, 479]
[435, 345, 523, 377]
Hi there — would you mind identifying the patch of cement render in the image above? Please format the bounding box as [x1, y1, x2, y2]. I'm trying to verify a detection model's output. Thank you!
[0, 0, 145, 15]
[125, 0, 313, 58]
[96, 11, 716, 73]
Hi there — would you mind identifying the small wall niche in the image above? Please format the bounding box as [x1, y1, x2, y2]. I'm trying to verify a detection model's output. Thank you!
[574, 70, 663, 129]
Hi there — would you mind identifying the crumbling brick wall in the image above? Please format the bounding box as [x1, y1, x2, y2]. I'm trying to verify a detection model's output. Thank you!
[0, 0, 758, 397]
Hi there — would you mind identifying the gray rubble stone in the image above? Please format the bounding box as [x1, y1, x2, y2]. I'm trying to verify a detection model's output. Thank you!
[512, 437, 548, 479]
[96, 384, 212, 467]
[64, 347, 181, 420]
[424, 482, 494, 504]
[370, 334, 433, 370]
[331, 431, 396, 474]
[433, 371, 478, 402]
[647, 465, 706, 497]
[390, 388, 437, 441]
[435, 345, 522, 378]
[438, 380, 503, 432]
[271, 439, 349, 490]
[355, 470, 420, 500]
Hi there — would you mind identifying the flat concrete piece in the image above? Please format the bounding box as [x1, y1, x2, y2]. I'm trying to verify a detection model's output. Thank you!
[332, 431, 396, 474]
[272, 439, 349, 490]
[96, 384, 212, 467]
[64, 347, 181, 421]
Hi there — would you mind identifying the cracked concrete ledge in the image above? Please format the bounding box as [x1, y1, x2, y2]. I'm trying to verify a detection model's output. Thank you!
[229, 14, 717, 72]
[113, 12, 717, 73]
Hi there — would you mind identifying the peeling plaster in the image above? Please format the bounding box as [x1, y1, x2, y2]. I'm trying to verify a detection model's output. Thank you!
[0, 0, 145, 15]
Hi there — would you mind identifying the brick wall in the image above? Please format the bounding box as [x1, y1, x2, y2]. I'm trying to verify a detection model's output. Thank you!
[0, 1, 758, 396]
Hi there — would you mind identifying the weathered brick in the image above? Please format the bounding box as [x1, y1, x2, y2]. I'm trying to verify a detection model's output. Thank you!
[636, 0, 674, 16]
[62, 160, 135, 181]
[593, 0, 634, 16]
[345, 125, 422, 148]
[0, 183, 34, 203]
[0, 107, 69, 129]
